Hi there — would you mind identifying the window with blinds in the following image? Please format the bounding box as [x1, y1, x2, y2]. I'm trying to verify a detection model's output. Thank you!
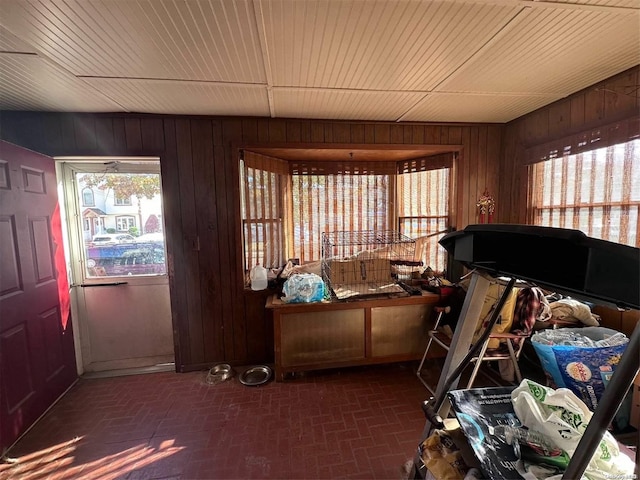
[240, 151, 455, 281]
[291, 174, 390, 263]
[529, 139, 640, 247]
[397, 168, 450, 272]
[240, 155, 287, 270]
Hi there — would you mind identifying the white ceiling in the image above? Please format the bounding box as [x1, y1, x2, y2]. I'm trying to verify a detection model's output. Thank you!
[0, 0, 638, 123]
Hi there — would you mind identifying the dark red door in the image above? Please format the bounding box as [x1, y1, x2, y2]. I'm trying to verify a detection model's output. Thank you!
[0, 140, 76, 453]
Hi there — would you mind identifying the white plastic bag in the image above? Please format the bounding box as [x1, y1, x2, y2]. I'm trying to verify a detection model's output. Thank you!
[281, 273, 325, 303]
[511, 379, 635, 480]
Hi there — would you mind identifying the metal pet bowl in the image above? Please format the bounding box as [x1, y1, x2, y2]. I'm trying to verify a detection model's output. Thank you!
[239, 365, 272, 386]
[205, 363, 234, 385]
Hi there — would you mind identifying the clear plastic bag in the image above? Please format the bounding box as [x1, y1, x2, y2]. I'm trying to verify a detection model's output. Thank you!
[281, 273, 325, 303]
[530, 327, 629, 410]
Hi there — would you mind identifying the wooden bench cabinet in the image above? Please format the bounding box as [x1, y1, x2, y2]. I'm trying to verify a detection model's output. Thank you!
[266, 292, 440, 381]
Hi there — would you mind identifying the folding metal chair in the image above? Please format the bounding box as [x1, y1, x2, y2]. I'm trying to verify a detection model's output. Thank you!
[416, 285, 530, 394]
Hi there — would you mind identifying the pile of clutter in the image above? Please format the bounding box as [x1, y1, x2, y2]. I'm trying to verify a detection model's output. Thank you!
[420, 379, 635, 480]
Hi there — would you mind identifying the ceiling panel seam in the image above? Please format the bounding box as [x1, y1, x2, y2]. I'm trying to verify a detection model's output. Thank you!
[0, 44, 128, 112]
[74, 76, 266, 86]
[252, 0, 275, 117]
[517, 0, 640, 13]
[396, 6, 532, 122]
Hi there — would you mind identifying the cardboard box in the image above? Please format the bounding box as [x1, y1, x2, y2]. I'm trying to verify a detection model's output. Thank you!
[328, 258, 391, 285]
[328, 259, 359, 284]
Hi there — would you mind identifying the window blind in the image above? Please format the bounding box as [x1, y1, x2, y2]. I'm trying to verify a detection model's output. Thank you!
[397, 166, 450, 272]
[291, 174, 390, 263]
[529, 139, 640, 247]
[241, 152, 286, 270]
[526, 116, 639, 165]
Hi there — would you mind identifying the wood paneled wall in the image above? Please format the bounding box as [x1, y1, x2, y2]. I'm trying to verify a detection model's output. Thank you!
[500, 65, 640, 224]
[0, 112, 503, 369]
[4, 68, 635, 369]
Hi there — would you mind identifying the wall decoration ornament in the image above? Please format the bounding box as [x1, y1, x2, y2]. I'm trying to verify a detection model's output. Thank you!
[477, 189, 495, 223]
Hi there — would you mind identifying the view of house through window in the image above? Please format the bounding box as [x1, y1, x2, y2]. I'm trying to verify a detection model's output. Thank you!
[240, 153, 452, 282]
[76, 171, 166, 277]
[529, 139, 640, 247]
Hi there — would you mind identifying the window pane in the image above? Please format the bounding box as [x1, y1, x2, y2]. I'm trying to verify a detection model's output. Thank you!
[240, 161, 284, 271]
[397, 168, 450, 272]
[530, 139, 640, 247]
[76, 172, 166, 277]
[82, 188, 94, 206]
[291, 174, 390, 262]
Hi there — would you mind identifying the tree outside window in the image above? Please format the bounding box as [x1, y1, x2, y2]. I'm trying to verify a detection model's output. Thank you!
[80, 173, 161, 235]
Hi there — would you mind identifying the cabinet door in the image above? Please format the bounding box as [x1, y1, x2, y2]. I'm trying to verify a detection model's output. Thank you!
[280, 310, 365, 366]
[371, 304, 433, 357]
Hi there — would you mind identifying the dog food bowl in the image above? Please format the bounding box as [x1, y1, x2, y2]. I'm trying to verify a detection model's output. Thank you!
[239, 365, 272, 386]
[205, 363, 234, 385]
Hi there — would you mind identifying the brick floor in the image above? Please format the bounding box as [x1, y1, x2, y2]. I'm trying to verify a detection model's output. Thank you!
[0, 363, 447, 480]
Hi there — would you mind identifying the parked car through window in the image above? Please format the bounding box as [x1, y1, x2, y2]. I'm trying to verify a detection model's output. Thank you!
[86, 243, 166, 277]
[91, 233, 136, 246]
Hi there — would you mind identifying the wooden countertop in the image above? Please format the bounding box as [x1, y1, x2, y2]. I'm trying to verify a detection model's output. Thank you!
[266, 291, 440, 311]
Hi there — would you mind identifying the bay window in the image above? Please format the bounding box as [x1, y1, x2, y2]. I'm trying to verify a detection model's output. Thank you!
[241, 150, 453, 279]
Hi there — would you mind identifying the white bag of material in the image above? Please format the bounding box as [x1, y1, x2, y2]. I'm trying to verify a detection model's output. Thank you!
[511, 379, 635, 480]
[281, 273, 325, 303]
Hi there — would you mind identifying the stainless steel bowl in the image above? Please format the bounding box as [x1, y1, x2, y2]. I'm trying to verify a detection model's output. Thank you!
[239, 365, 272, 386]
[205, 363, 234, 385]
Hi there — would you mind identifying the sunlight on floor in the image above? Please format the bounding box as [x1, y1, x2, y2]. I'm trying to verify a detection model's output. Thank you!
[1, 436, 184, 480]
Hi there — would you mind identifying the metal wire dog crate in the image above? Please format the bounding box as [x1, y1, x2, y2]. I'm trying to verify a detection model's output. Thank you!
[321, 230, 419, 300]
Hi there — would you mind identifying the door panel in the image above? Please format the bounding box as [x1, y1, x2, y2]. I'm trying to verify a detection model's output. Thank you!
[0, 141, 76, 454]
[32, 216, 55, 282]
[0, 216, 22, 295]
[83, 283, 172, 368]
[1, 325, 35, 412]
[63, 161, 174, 373]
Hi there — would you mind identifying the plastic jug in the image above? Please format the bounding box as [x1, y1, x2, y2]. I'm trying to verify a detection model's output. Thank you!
[250, 263, 268, 290]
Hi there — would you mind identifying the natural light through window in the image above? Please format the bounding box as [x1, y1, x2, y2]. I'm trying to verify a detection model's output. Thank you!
[240, 151, 453, 278]
[529, 139, 640, 247]
[291, 174, 390, 263]
[397, 168, 450, 272]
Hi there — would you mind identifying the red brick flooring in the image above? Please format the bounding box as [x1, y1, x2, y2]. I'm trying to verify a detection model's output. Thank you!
[1, 363, 444, 480]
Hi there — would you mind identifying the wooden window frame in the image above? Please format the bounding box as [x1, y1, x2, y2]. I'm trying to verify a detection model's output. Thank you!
[239, 149, 456, 285]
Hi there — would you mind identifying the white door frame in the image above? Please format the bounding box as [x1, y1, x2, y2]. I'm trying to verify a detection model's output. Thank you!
[55, 157, 173, 375]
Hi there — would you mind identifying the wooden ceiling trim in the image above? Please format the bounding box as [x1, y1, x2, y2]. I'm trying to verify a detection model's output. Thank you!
[244, 143, 461, 163]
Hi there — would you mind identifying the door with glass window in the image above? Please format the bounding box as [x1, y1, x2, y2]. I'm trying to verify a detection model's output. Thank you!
[60, 159, 173, 373]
